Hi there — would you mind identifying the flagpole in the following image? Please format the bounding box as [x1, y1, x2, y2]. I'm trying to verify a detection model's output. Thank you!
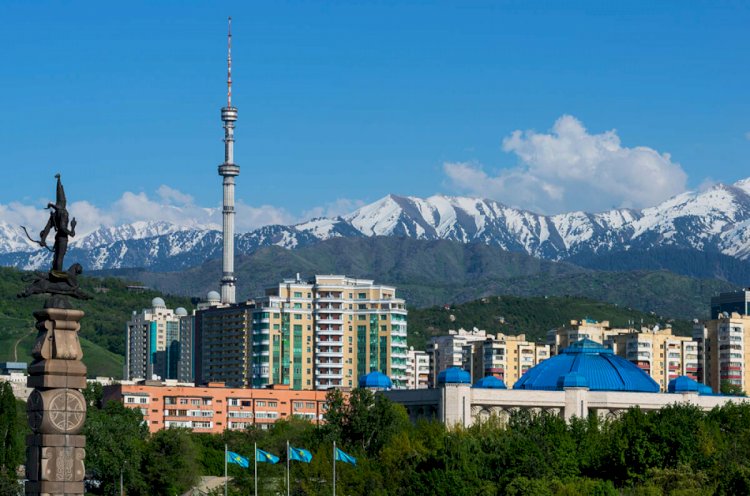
[287, 440, 290, 496]
[224, 443, 228, 496]
[333, 440, 336, 496]
[254, 441, 258, 496]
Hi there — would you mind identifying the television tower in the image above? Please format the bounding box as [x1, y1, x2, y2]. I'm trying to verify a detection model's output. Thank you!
[219, 16, 239, 304]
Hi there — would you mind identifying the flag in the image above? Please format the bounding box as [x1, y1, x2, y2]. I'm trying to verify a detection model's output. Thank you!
[227, 451, 249, 468]
[288, 446, 313, 463]
[334, 447, 357, 465]
[256, 448, 280, 464]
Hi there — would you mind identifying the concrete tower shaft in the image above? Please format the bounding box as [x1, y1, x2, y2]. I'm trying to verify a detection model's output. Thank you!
[219, 17, 238, 304]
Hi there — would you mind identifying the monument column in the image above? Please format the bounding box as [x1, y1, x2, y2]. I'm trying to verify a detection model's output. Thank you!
[19, 174, 88, 496]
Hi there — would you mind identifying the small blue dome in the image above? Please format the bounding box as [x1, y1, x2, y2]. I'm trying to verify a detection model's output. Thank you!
[514, 338, 659, 393]
[438, 367, 471, 385]
[358, 371, 392, 389]
[698, 383, 714, 395]
[473, 376, 507, 389]
[668, 376, 712, 395]
[557, 371, 588, 389]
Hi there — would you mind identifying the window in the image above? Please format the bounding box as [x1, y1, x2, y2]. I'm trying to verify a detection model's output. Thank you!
[306, 402, 315, 409]
[228, 398, 239, 406]
[293, 401, 304, 409]
[358, 293, 367, 299]
[294, 314, 302, 320]
[241, 400, 252, 407]
[294, 291, 302, 298]
[256, 401, 266, 407]
[268, 401, 277, 407]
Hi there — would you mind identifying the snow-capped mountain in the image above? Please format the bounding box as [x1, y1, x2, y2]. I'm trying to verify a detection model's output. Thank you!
[6, 179, 750, 271]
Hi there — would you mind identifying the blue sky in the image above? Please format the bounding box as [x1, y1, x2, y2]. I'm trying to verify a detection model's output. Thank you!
[1, 1, 749, 230]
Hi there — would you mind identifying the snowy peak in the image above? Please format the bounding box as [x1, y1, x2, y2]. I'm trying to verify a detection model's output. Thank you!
[7, 179, 750, 271]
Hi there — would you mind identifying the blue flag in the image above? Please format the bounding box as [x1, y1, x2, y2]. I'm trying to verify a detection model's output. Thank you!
[227, 451, 249, 468]
[288, 446, 313, 463]
[256, 448, 280, 464]
[334, 447, 357, 465]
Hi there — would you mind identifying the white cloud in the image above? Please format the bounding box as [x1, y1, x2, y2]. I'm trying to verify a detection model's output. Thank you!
[745, 131, 750, 141]
[0, 186, 358, 237]
[444, 115, 688, 214]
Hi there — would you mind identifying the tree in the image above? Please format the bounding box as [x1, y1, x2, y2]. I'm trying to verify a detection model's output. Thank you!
[84, 400, 148, 495]
[0, 383, 23, 482]
[720, 380, 746, 396]
[143, 428, 200, 496]
[323, 388, 409, 456]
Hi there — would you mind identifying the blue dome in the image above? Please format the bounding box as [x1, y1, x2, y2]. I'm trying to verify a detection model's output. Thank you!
[358, 371, 392, 389]
[668, 376, 712, 395]
[473, 376, 507, 389]
[438, 367, 471, 385]
[513, 339, 660, 393]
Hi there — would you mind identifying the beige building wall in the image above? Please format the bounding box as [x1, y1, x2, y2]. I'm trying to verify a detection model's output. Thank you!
[607, 328, 698, 391]
[406, 347, 430, 389]
[481, 333, 550, 387]
[694, 313, 750, 393]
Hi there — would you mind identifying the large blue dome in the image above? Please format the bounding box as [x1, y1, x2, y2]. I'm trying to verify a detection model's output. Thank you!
[513, 339, 660, 392]
[438, 367, 471, 385]
[358, 371, 392, 389]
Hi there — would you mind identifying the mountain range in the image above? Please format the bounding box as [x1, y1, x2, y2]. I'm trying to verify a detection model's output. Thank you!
[4, 179, 750, 284]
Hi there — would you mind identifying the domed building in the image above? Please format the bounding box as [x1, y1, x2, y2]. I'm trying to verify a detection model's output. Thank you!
[514, 339, 660, 393]
[359, 371, 393, 390]
[383, 338, 746, 427]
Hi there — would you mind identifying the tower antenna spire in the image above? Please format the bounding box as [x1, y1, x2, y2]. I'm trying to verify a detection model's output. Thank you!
[227, 16, 232, 107]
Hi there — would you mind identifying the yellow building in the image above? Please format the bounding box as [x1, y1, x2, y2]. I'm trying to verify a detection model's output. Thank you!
[428, 328, 549, 387]
[479, 333, 550, 387]
[607, 327, 699, 391]
[693, 313, 750, 393]
[547, 319, 621, 354]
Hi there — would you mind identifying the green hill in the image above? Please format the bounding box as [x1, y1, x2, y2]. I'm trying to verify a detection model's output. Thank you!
[407, 295, 695, 350]
[0, 267, 193, 377]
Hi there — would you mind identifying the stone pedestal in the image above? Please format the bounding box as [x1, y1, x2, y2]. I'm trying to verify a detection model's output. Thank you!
[26, 307, 87, 496]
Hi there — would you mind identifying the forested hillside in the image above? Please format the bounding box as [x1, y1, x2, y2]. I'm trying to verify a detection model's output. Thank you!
[0, 267, 192, 377]
[407, 295, 694, 350]
[99, 237, 736, 319]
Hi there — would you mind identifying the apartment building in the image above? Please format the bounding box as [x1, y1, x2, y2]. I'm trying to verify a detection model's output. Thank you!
[195, 275, 408, 390]
[607, 327, 699, 391]
[547, 319, 622, 355]
[694, 313, 750, 393]
[406, 347, 430, 389]
[710, 289, 750, 319]
[426, 328, 490, 386]
[125, 298, 193, 381]
[103, 381, 332, 433]
[427, 328, 550, 387]
[479, 333, 550, 387]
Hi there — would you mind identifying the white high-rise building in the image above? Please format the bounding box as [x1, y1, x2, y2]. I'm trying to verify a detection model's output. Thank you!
[405, 347, 430, 389]
[125, 298, 192, 381]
